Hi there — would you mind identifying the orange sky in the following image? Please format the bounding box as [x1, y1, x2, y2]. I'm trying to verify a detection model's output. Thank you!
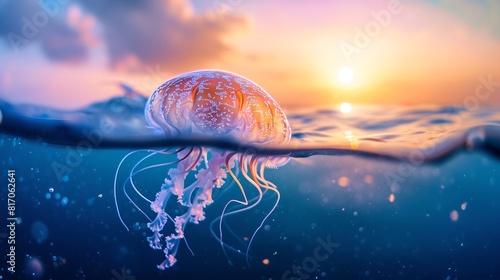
[0, 0, 499, 109]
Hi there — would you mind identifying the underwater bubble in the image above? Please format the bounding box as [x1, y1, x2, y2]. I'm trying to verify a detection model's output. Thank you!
[61, 197, 68, 206]
[31, 221, 49, 244]
[119, 246, 128, 254]
[87, 198, 94, 206]
[295, 245, 303, 252]
[461, 202, 467, 210]
[25, 256, 44, 279]
[338, 176, 349, 187]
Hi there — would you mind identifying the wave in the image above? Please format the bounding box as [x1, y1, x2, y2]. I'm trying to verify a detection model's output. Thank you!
[1, 95, 500, 162]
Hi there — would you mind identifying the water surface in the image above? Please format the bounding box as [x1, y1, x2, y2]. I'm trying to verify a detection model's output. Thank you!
[0, 95, 499, 280]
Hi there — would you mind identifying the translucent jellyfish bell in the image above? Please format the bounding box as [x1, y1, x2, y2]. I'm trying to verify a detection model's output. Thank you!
[145, 70, 290, 145]
[115, 70, 291, 269]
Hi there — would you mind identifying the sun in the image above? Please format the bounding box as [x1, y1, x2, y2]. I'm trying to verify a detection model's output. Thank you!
[338, 66, 354, 84]
[340, 102, 352, 113]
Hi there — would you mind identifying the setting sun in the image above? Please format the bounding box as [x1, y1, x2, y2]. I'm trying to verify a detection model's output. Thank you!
[340, 102, 352, 113]
[338, 66, 354, 84]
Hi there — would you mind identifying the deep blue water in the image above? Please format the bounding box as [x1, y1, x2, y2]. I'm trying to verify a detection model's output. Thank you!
[0, 96, 499, 280]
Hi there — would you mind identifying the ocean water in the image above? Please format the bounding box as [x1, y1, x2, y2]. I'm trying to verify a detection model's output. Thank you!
[0, 95, 499, 280]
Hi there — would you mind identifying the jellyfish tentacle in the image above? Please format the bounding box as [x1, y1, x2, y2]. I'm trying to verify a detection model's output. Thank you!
[188, 150, 227, 223]
[125, 149, 186, 222]
[217, 153, 268, 264]
[245, 156, 281, 267]
[177, 147, 202, 175]
[171, 148, 205, 207]
[116, 148, 186, 230]
[148, 148, 200, 269]
[138, 70, 292, 269]
[202, 148, 209, 168]
[209, 160, 251, 253]
[169, 148, 203, 204]
[128, 149, 171, 205]
[174, 147, 205, 207]
[210, 210, 247, 255]
[237, 155, 265, 265]
[118, 147, 185, 245]
[115, 149, 163, 231]
[216, 152, 250, 263]
[211, 165, 268, 260]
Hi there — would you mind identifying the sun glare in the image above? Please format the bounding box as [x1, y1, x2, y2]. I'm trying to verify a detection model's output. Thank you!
[338, 66, 354, 84]
[340, 102, 352, 113]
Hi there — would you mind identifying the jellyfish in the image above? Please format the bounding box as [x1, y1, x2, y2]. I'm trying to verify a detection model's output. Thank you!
[114, 70, 291, 270]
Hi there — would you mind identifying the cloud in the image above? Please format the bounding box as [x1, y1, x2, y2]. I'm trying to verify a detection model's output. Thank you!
[38, 22, 87, 62]
[432, 0, 500, 36]
[0, 0, 92, 63]
[79, 0, 247, 71]
[0, 0, 246, 71]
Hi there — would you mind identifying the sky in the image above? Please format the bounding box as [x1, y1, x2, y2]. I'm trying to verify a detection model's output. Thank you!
[0, 0, 499, 109]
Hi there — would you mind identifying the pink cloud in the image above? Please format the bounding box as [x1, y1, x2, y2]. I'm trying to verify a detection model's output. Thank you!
[79, 0, 248, 72]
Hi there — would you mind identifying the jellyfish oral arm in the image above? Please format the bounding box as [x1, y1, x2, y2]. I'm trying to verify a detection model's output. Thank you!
[146, 149, 230, 270]
[147, 187, 171, 250]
